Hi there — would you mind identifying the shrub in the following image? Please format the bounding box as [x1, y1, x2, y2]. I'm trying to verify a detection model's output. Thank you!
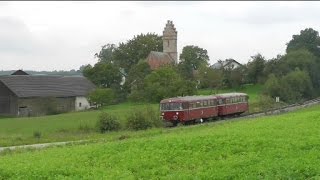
[126, 106, 162, 130]
[96, 112, 121, 133]
[126, 110, 153, 130]
[145, 106, 163, 128]
[33, 131, 42, 140]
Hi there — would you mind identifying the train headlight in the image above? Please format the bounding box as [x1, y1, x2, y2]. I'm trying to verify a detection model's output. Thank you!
[161, 112, 164, 116]
[176, 112, 179, 115]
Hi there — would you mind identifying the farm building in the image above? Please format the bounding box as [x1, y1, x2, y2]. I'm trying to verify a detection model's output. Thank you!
[211, 59, 242, 70]
[0, 71, 95, 116]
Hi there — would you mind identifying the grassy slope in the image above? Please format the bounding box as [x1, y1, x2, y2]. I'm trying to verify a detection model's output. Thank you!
[0, 105, 319, 179]
[0, 84, 261, 147]
[197, 84, 262, 103]
[0, 103, 158, 147]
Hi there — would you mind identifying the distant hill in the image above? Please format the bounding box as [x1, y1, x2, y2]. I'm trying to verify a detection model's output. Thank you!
[0, 70, 83, 76]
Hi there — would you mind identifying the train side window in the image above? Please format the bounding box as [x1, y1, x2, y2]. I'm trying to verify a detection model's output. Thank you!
[182, 103, 188, 109]
[220, 99, 224, 105]
[196, 101, 201, 108]
[210, 100, 214, 106]
[203, 100, 208, 107]
[190, 102, 195, 109]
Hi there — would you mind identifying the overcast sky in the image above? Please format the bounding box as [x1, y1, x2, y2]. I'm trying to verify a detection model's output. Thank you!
[1, 1, 320, 71]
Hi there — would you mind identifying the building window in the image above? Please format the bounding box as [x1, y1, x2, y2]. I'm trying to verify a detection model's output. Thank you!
[79, 102, 82, 107]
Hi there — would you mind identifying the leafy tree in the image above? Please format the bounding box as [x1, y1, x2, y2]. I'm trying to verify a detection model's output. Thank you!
[113, 33, 162, 74]
[82, 62, 122, 88]
[229, 66, 245, 88]
[221, 64, 246, 89]
[280, 69, 314, 103]
[94, 44, 117, 63]
[144, 66, 197, 102]
[178, 45, 209, 80]
[282, 49, 316, 73]
[246, 53, 266, 83]
[263, 74, 281, 98]
[263, 55, 287, 78]
[195, 63, 223, 89]
[88, 88, 115, 107]
[286, 28, 320, 57]
[264, 70, 314, 103]
[126, 61, 152, 102]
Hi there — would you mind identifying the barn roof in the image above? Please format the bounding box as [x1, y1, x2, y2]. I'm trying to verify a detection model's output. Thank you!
[11, 70, 29, 75]
[0, 75, 96, 98]
[146, 51, 174, 70]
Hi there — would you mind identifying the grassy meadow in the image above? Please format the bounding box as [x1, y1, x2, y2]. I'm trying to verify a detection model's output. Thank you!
[0, 102, 159, 147]
[0, 104, 320, 179]
[0, 85, 261, 147]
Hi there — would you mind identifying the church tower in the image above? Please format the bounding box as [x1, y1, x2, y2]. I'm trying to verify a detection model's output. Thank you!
[163, 20, 178, 64]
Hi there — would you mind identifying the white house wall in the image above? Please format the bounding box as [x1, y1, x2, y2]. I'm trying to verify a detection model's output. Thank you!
[75, 96, 90, 111]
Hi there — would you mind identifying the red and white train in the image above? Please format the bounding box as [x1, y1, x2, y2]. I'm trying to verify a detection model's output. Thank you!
[160, 93, 249, 125]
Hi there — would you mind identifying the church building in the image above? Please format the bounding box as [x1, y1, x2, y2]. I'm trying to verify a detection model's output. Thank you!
[146, 20, 178, 70]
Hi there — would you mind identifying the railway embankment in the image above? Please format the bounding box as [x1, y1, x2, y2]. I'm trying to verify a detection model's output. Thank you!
[243, 98, 320, 119]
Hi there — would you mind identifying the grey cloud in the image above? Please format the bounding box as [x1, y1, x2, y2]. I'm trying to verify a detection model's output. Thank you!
[0, 16, 39, 54]
[226, 3, 320, 25]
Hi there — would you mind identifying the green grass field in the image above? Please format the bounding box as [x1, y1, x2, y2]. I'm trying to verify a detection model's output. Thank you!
[0, 102, 159, 147]
[0, 84, 261, 147]
[1, 104, 319, 179]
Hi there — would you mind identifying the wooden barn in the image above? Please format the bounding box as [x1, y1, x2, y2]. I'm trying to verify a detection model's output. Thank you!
[0, 71, 95, 116]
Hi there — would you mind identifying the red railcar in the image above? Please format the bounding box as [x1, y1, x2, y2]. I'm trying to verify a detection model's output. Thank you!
[160, 95, 219, 125]
[160, 92, 249, 125]
[215, 93, 249, 116]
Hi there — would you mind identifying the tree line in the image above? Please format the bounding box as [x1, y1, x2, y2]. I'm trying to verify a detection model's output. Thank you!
[82, 28, 320, 106]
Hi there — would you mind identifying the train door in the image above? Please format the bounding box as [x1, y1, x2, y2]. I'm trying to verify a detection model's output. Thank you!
[182, 102, 189, 121]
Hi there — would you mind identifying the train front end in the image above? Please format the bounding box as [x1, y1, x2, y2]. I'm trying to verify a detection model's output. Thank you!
[160, 99, 185, 126]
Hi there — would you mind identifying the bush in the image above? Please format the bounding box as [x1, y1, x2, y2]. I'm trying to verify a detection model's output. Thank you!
[126, 106, 162, 130]
[96, 112, 121, 133]
[33, 131, 42, 140]
[145, 106, 163, 128]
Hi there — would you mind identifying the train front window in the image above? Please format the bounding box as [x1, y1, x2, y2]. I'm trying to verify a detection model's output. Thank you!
[161, 103, 183, 111]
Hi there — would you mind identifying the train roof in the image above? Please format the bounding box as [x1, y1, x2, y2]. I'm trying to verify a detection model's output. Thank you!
[160, 95, 217, 103]
[160, 92, 248, 103]
[215, 92, 248, 98]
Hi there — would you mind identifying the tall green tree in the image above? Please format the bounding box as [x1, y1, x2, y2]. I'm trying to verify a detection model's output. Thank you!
[113, 33, 162, 74]
[246, 53, 266, 83]
[82, 62, 122, 88]
[126, 61, 152, 102]
[178, 45, 209, 80]
[94, 44, 117, 63]
[286, 28, 320, 58]
[179, 45, 210, 70]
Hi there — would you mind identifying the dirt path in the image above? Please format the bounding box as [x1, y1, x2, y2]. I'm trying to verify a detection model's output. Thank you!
[0, 140, 90, 153]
